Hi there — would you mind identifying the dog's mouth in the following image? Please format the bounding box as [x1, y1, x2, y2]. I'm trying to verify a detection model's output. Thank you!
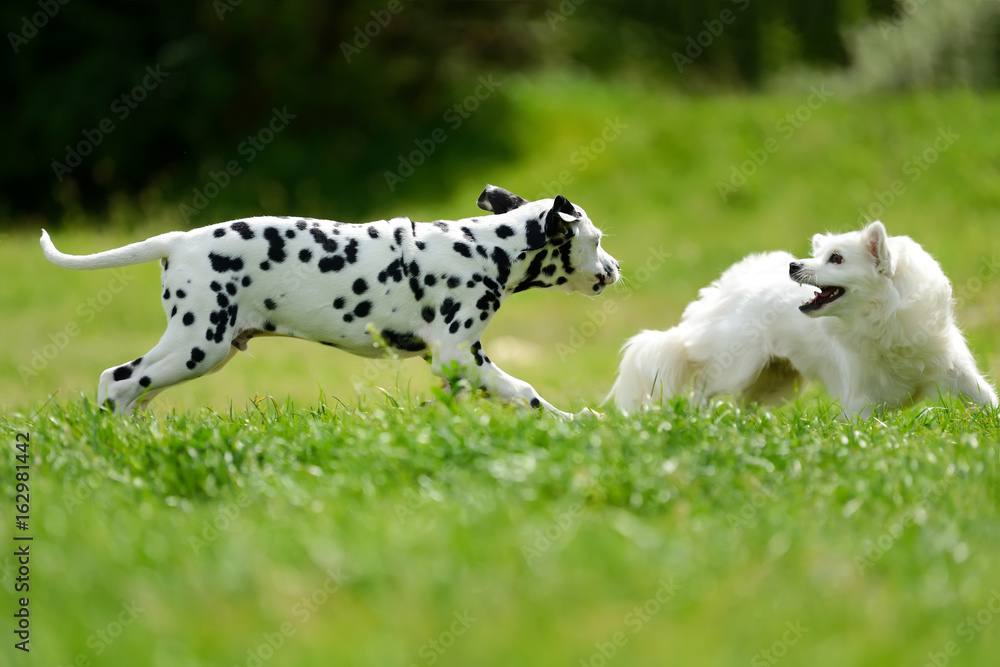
[799, 285, 845, 313]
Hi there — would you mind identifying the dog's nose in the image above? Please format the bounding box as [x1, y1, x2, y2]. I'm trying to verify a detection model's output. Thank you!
[789, 262, 802, 277]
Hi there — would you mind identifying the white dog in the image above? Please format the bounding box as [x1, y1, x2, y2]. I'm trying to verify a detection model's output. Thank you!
[609, 221, 997, 417]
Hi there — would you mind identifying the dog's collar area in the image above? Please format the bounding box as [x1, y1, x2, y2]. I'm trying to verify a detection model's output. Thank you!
[800, 286, 845, 313]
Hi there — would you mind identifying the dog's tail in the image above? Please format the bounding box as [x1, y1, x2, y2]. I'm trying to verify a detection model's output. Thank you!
[40, 229, 182, 270]
[606, 327, 690, 413]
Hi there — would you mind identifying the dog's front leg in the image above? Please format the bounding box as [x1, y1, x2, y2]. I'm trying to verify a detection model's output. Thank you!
[431, 341, 574, 420]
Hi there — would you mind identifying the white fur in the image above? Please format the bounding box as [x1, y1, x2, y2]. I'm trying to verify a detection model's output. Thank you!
[609, 221, 998, 418]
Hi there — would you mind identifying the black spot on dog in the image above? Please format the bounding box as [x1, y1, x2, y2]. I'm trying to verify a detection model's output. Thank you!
[295, 220, 308, 231]
[345, 238, 359, 264]
[409, 278, 424, 301]
[333, 297, 346, 309]
[530, 397, 541, 409]
[424, 274, 437, 287]
[264, 321, 276, 332]
[449, 320, 460, 334]
[318, 256, 345, 273]
[299, 249, 312, 263]
[447, 276, 461, 289]
[113, 365, 133, 381]
[343, 313, 355, 323]
[264, 227, 287, 263]
[226, 282, 237, 295]
[186, 347, 206, 370]
[440, 298, 461, 324]
[210, 281, 221, 292]
[353, 301, 372, 317]
[368, 226, 379, 239]
[422, 306, 435, 323]
[408, 261, 420, 277]
[471, 341, 490, 367]
[176, 289, 187, 298]
[464, 318, 473, 329]
[183, 312, 195, 326]
[393, 227, 405, 246]
[170, 305, 178, 318]
[205, 328, 214, 341]
[453, 242, 472, 258]
[139, 376, 151, 388]
[461, 227, 476, 242]
[433, 221, 449, 232]
[496, 225, 514, 239]
[558, 240, 575, 274]
[382, 330, 426, 352]
[542, 264, 557, 277]
[217, 293, 229, 308]
[210, 253, 244, 273]
[231, 221, 254, 239]
[260, 261, 271, 271]
[163, 288, 171, 300]
[353, 278, 368, 295]
[264, 299, 277, 310]
[525, 218, 545, 250]
[209, 312, 219, 324]
[556, 276, 568, 285]
[416, 241, 426, 251]
[214, 228, 226, 238]
[241, 276, 251, 287]
[285, 229, 296, 239]
[310, 228, 338, 253]
[130, 357, 143, 367]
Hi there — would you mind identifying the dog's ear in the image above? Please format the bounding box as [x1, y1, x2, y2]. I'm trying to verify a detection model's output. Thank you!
[863, 220, 892, 274]
[811, 233, 828, 256]
[544, 195, 580, 237]
[477, 185, 529, 214]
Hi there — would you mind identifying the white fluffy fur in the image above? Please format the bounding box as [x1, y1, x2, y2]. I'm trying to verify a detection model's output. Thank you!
[609, 221, 997, 418]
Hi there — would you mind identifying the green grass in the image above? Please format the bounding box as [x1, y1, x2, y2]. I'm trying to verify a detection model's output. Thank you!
[3, 74, 1000, 665]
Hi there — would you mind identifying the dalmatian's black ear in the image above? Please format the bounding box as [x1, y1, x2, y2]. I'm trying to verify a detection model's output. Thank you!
[477, 185, 529, 214]
[544, 195, 580, 237]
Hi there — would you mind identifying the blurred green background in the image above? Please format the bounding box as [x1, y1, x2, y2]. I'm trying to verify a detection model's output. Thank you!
[4, 2, 1000, 666]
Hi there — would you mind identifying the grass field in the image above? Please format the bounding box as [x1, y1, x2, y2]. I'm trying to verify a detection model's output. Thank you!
[2, 75, 1000, 665]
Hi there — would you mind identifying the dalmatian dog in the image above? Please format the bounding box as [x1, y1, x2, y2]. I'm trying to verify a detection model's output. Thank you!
[40, 186, 620, 418]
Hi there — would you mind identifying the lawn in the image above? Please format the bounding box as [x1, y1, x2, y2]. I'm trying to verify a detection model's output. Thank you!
[2, 75, 1000, 666]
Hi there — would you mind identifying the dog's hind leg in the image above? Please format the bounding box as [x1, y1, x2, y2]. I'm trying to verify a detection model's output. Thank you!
[948, 365, 999, 409]
[100, 326, 235, 415]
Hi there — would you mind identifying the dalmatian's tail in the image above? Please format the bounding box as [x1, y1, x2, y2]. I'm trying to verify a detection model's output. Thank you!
[39, 229, 182, 270]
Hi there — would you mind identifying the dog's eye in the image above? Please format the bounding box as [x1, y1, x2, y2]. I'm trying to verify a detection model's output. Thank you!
[828, 252, 843, 264]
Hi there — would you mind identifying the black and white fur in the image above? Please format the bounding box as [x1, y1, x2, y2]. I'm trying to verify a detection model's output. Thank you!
[40, 186, 620, 418]
[609, 221, 997, 418]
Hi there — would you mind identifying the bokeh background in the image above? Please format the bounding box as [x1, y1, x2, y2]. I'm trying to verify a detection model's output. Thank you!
[2, 0, 999, 411]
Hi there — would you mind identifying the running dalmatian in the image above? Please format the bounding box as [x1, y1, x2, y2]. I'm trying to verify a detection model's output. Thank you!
[40, 186, 620, 418]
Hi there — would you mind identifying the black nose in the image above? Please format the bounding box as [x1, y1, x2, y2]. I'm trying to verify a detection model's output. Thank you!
[789, 262, 802, 277]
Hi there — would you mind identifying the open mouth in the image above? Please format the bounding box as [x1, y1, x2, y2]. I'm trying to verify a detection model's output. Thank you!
[799, 286, 845, 313]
